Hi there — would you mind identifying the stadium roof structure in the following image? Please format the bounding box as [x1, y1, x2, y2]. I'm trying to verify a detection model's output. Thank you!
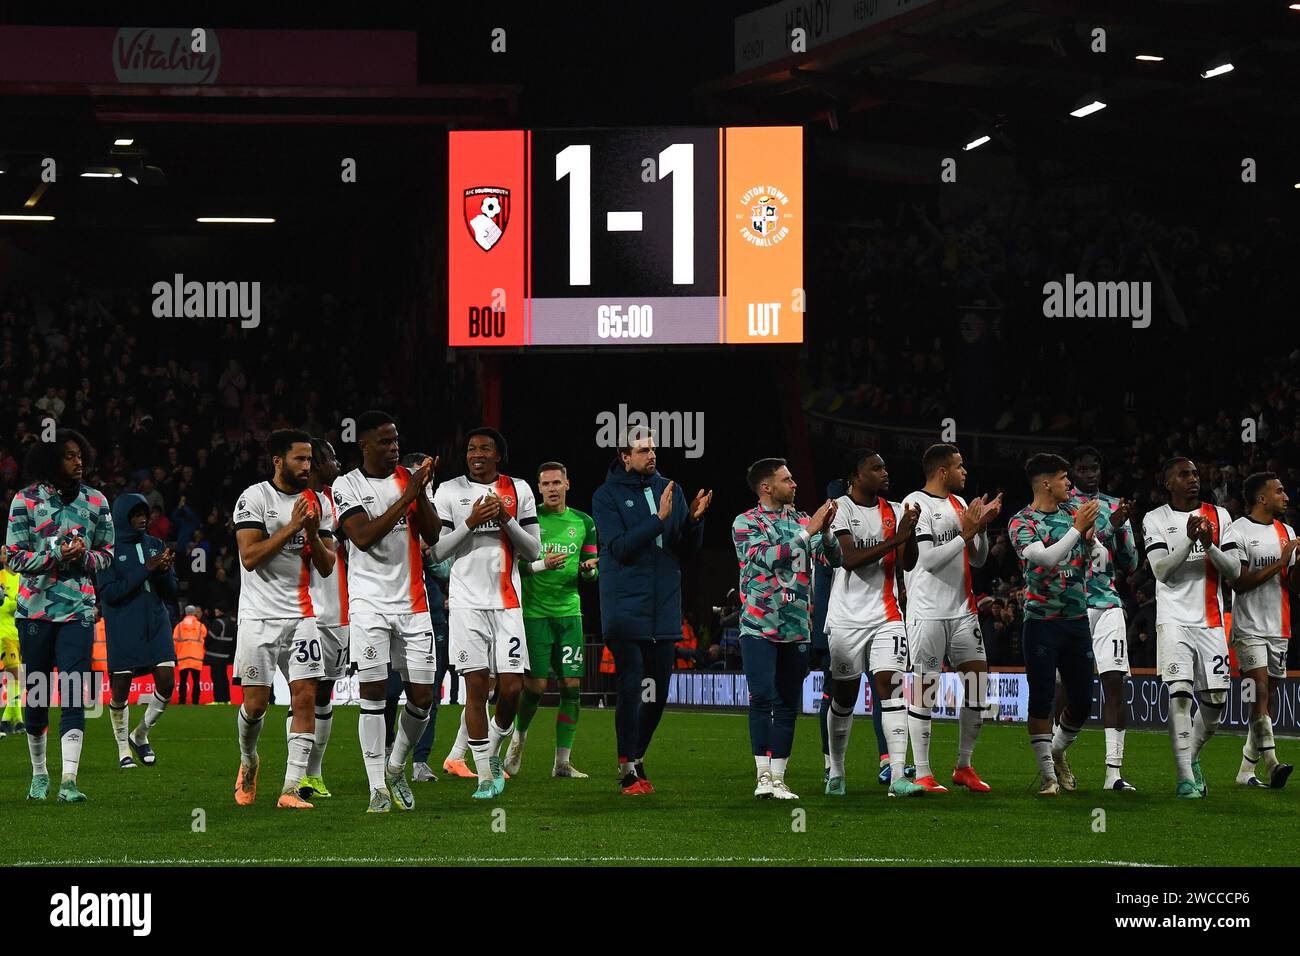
[700, 0, 1300, 155]
[0, 23, 518, 236]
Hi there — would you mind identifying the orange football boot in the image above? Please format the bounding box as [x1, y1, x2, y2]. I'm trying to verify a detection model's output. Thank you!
[276, 789, 314, 809]
[952, 766, 991, 792]
[234, 762, 259, 805]
[442, 758, 475, 778]
[913, 774, 950, 794]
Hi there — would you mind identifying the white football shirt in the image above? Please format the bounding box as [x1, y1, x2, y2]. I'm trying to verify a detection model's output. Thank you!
[901, 490, 979, 619]
[1223, 516, 1295, 638]
[825, 494, 905, 629]
[308, 484, 347, 627]
[1141, 503, 1234, 628]
[332, 466, 432, 616]
[233, 481, 325, 622]
[433, 474, 538, 610]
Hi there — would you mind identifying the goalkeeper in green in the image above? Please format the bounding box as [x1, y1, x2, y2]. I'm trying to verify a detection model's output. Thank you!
[504, 462, 598, 778]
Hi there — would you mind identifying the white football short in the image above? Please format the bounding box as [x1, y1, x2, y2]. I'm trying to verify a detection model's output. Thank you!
[449, 608, 528, 675]
[1156, 623, 1230, 691]
[826, 620, 908, 682]
[1088, 606, 1130, 676]
[1231, 633, 1288, 680]
[317, 623, 350, 680]
[350, 611, 437, 684]
[908, 614, 985, 673]
[235, 618, 322, 686]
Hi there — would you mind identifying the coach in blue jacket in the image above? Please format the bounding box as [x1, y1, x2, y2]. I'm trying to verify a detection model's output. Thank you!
[592, 431, 711, 795]
[96, 493, 179, 768]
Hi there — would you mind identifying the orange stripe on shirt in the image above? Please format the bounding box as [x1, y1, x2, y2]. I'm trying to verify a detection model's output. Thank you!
[1275, 520, 1291, 639]
[496, 475, 520, 609]
[1201, 504, 1222, 628]
[297, 557, 314, 617]
[392, 468, 428, 614]
[297, 491, 318, 617]
[948, 495, 978, 613]
[336, 546, 350, 625]
[323, 485, 350, 625]
[880, 500, 901, 622]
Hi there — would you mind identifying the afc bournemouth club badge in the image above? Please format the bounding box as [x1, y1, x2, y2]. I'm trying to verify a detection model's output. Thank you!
[464, 186, 511, 251]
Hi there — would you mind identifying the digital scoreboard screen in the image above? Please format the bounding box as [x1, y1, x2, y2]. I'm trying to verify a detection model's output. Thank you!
[448, 127, 802, 346]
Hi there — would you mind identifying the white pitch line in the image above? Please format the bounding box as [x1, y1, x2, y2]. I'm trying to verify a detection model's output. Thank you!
[15, 855, 1162, 867]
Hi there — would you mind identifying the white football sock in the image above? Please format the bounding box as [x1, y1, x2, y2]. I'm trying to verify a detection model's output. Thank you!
[771, 756, 788, 779]
[109, 702, 131, 759]
[487, 710, 512, 757]
[556, 745, 571, 766]
[1254, 714, 1278, 771]
[388, 702, 430, 775]
[133, 691, 168, 743]
[957, 706, 983, 769]
[1168, 690, 1195, 781]
[60, 728, 84, 781]
[1191, 696, 1224, 759]
[827, 702, 853, 778]
[308, 706, 332, 777]
[447, 707, 470, 761]
[469, 737, 494, 783]
[1031, 733, 1055, 783]
[284, 732, 312, 791]
[237, 705, 263, 765]
[358, 703, 387, 791]
[881, 700, 909, 781]
[1104, 727, 1125, 777]
[28, 729, 48, 775]
[908, 707, 933, 779]
[1052, 718, 1081, 755]
[1243, 716, 1261, 761]
[754, 754, 771, 776]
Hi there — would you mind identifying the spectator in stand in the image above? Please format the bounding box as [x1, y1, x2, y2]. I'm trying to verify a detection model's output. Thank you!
[204, 607, 234, 704]
[139, 477, 164, 514]
[0, 445, 18, 488]
[675, 614, 698, 670]
[171, 495, 200, 552]
[35, 386, 65, 422]
[146, 505, 174, 543]
[172, 606, 207, 705]
[218, 359, 246, 427]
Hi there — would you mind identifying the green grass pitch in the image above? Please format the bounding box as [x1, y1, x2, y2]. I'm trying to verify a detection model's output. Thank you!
[5, 705, 1297, 866]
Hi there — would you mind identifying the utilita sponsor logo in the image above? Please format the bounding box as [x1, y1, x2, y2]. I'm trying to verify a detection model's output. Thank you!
[49, 885, 152, 936]
[114, 28, 221, 84]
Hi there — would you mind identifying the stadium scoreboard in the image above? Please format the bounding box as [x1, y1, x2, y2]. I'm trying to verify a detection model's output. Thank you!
[448, 127, 803, 346]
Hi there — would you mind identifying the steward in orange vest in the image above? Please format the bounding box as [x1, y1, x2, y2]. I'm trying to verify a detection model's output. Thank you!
[173, 611, 207, 673]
